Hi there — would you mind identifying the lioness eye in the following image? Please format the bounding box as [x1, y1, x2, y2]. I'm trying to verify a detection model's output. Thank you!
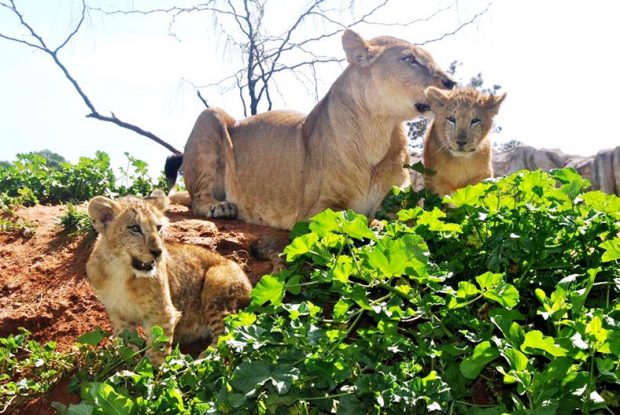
[156, 225, 162, 232]
[471, 118, 481, 126]
[128, 225, 142, 234]
[401, 54, 419, 66]
[446, 116, 456, 124]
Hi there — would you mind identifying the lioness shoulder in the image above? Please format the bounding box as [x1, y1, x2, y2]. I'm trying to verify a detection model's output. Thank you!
[86, 190, 251, 365]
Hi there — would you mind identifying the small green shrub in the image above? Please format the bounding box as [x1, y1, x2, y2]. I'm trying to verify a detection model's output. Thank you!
[0, 329, 74, 412]
[0, 207, 36, 237]
[57, 204, 94, 236]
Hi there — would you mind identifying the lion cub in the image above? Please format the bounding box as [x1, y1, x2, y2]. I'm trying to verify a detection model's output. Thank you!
[423, 87, 506, 195]
[86, 190, 251, 365]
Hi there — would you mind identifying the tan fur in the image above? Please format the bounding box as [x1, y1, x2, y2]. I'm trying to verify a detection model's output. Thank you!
[176, 30, 455, 229]
[423, 87, 506, 195]
[86, 190, 251, 365]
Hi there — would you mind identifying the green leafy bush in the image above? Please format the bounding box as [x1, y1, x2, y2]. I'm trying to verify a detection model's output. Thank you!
[0, 151, 167, 207]
[39, 168, 618, 414]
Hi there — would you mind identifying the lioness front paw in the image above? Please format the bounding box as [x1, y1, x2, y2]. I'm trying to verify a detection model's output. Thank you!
[206, 201, 238, 219]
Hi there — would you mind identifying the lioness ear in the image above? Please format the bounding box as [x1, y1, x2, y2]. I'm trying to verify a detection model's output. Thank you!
[484, 92, 507, 115]
[342, 29, 379, 67]
[146, 189, 169, 212]
[424, 86, 449, 108]
[88, 196, 119, 233]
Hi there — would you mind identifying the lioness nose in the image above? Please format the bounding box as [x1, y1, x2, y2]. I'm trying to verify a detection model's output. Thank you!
[150, 248, 162, 258]
[442, 78, 456, 89]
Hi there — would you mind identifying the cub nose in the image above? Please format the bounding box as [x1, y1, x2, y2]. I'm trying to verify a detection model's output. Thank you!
[442, 78, 456, 89]
[150, 248, 162, 259]
[456, 135, 468, 147]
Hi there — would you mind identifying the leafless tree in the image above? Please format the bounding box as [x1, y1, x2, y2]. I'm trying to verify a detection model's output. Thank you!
[0, 0, 180, 153]
[1, 0, 493, 151]
[91, 0, 494, 117]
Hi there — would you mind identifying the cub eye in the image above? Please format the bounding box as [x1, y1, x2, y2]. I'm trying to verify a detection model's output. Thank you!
[471, 118, 481, 126]
[446, 116, 456, 124]
[156, 225, 163, 233]
[128, 225, 142, 234]
[400, 54, 419, 66]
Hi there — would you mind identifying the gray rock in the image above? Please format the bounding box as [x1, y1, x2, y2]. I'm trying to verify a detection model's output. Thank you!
[409, 145, 620, 196]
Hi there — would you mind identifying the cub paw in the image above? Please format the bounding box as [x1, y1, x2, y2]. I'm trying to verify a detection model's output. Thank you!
[206, 201, 238, 219]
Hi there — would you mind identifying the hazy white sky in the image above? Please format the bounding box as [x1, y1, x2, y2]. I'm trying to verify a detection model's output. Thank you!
[1, 0, 619, 175]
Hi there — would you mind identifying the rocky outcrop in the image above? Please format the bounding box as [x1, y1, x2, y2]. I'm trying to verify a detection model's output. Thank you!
[409, 145, 620, 196]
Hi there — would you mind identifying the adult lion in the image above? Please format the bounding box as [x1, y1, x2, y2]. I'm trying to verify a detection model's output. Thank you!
[166, 30, 455, 230]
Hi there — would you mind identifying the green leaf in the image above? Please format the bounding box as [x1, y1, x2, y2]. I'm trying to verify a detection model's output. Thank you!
[51, 402, 94, 415]
[77, 327, 107, 346]
[333, 299, 350, 319]
[446, 184, 487, 207]
[93, 383, 134, 415]
[460, 341, 500, 379]
[231, 361, 300, 395]
[251, 275, 285, 306]
[502, 348, 529, 371]
[309, 209, 341, 236]
[600, 238, 620, 262]
[476, 272, 519, 309]
[284, 232, 319, 262]
[521, 330, 567, 357]
[417, 208, 462, 233]
[341, 210, 377, 241]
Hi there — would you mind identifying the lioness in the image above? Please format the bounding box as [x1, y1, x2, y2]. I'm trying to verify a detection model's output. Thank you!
[86, 190, 251, 365]
[423, 87, 506, 195]
[166, 29, 455, 230]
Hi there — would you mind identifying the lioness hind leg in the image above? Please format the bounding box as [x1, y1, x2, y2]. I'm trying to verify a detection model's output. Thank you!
[184, 108, 238, 220]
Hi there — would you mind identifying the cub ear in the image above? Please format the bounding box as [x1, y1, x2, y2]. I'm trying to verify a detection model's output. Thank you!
[424, 86, 449, 108]
[88, 196, 119, 233]
[146, 189, 169, 212]
[485, 92, 507, 115]
[342, 29, 380, 67]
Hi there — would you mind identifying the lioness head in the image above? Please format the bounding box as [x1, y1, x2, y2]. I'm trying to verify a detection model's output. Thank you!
[342, 29, 455, 120]
[88, 190, 169, 277]
[425, 87, 506, 156]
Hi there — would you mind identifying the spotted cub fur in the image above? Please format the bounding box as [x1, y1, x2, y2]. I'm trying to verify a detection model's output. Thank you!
[86, 190, 251, 365]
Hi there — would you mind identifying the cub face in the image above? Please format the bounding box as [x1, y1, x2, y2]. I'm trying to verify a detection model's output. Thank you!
[341, 30, 456, 120]
[425, 87, 506, 156]
[88, 190, 169, 277]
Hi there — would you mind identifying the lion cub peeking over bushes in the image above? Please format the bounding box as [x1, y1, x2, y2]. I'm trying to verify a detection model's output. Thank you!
[423, 87, 506, 195]
[86, 190, 251, 365]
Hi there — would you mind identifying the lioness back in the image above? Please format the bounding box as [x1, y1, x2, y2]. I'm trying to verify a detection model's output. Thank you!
[86, 190, 251, 365]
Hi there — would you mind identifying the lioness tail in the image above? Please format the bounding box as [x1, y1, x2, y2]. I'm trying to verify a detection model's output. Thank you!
[165, 153, 184, 193]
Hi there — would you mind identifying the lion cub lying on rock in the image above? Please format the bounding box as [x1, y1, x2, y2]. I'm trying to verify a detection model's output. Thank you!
[86, 190, 251, 365]
[423, 87, 506, 195]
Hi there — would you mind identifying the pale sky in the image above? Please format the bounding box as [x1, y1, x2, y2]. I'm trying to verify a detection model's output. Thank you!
[1, 0, 619, 176]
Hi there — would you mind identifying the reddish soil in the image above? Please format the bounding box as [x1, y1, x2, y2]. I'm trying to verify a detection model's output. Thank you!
[0, 204, 290, 414]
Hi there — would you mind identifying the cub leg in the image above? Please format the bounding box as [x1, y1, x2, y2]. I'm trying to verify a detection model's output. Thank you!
[143, 308, 181, 366]
[200, 262, 252, 345]
[183, 108, 239, 219]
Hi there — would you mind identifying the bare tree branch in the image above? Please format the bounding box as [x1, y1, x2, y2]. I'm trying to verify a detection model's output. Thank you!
[0, 0, 180, 154]
[418, 2, 494, 46]
[197, 90, 210, 108]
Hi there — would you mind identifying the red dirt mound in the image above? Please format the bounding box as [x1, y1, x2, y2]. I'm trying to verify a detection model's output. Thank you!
[0, 204, 290, 413]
